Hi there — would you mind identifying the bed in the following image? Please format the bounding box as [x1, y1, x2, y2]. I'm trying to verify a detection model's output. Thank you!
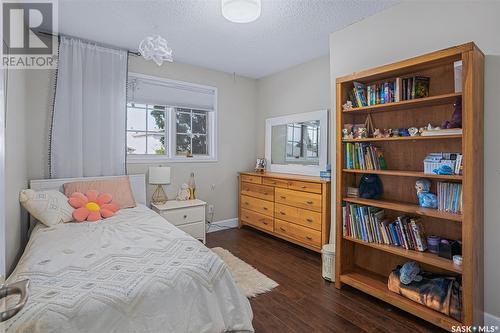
[4, 175, 254, 333]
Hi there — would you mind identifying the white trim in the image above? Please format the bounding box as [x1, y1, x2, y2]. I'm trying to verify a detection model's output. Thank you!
[265, 110, 329, 176]
[207, 218, 238, 233]
[485, 312, 500, 328]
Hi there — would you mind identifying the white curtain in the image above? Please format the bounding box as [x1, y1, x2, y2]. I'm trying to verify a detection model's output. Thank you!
[50, 36, 128, 178]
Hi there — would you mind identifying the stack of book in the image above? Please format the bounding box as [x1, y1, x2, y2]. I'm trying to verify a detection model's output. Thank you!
[342, 202, 427, 251]
[348, 76, 430, 108]
[400, 76, 430, 100]
[344, 143, 387, 170]
[437, 182, 463, 213]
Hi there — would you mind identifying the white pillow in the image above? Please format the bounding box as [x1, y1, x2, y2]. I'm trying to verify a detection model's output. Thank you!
[19, 189, 74, 227]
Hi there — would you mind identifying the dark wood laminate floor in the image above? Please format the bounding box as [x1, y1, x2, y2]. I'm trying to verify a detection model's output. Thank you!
[207, 227, 448, 333]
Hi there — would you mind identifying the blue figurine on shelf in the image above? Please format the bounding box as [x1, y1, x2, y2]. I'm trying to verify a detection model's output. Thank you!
[399, 261, 423, 285]
[433, 165, 454, 175]
[415, 178, 438, 209]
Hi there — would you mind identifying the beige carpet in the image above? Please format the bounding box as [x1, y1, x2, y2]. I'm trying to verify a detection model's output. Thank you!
[211, 247, 278, 298]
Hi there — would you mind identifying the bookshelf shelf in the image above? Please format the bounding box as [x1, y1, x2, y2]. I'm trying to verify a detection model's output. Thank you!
[342, 169, 463, 181]
[342, 134, 462, 143]
[335, 43, 484, 330]
[339, 268, 462, 330]
[343, 197, 462, 222]
[342, 92, 461, 114]
[344, 236, 462, 273]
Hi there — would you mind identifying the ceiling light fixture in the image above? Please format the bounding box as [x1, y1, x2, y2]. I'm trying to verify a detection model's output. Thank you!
[222, 0, 261, 23]
[138, 35, 173, 66]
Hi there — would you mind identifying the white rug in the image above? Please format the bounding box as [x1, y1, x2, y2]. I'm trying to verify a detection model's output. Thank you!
[211, 247, 278, 298]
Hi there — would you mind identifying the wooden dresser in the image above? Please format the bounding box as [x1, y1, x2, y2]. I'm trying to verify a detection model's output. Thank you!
[239, 171, 331, 252]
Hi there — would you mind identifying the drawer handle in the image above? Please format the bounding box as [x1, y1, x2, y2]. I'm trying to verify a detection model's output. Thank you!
[301, 186, 307, 189]
[263, 192, 269, 195]
[306, 218, 313, 223]
[280, 211, 286, 215]
[280, 227, 286, 232]
[262, 221, 269, 225]
[280, 196, 286, 199]
[272, 181, 277, 185]
[306, 200, 313, 205]
[183, 215, 187, 219]
[263, 207, 268, 210]
[244, 202, 249, 205]
[306, 236, 313, 240]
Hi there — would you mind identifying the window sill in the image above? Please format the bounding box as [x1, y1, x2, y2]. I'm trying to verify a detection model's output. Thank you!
[126, 155, 218, 164]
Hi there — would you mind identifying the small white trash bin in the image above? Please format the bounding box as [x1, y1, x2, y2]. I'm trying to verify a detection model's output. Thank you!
[321, 244, 335, 282]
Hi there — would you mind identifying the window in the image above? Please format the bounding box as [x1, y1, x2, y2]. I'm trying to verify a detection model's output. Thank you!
[127, 103, 166, 155]
[175, 108, 209, 156]
[126, 73, 217, 162]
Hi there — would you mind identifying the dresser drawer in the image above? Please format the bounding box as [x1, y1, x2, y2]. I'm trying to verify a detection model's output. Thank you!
[240, 208, 274, 232]
[160, 206, 205, 226]
[275, 219, 321, 248]
[240, 174, 262, 184]
[177, 221, 205, 242]
[240, 195, 273, 217]
[262, 177, 288, 188]
[275, 188, 322, 212]
[274, 203, 321, 231]
[286, 180, 322, 194]
[241, 182, 274, 201]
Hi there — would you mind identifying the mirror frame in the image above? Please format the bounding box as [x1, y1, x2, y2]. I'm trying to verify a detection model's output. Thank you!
[265, 110, 328, 176]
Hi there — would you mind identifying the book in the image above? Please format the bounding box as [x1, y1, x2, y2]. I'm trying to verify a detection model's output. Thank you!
[353, 82, 367, 107]
[413, 76, 430, 99]
[437, 182, 463, 213]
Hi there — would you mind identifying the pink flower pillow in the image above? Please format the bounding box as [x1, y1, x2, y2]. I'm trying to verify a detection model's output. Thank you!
[68, 190, 119, 222]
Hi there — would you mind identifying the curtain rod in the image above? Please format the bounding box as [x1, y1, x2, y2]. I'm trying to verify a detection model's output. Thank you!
[35, 30, 141, 56]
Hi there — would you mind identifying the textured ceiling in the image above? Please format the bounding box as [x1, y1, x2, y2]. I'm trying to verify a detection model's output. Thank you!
[58, 0, 398, 78]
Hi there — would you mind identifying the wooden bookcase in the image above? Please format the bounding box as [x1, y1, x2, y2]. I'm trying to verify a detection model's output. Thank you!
[335, 43, 484, 331]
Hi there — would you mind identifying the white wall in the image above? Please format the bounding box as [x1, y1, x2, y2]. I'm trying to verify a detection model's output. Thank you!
[329, 1, 500, 321]
[127, 56, 258, 222]
[256, 56, 331, 156]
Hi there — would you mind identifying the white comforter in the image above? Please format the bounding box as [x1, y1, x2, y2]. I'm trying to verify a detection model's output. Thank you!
[4, 205, 253, 333]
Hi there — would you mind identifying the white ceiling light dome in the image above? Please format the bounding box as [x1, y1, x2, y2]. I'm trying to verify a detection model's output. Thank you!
[222, 0, 261, 23]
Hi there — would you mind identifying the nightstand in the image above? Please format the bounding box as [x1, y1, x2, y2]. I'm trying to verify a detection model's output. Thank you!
[151, 200, 207, 243]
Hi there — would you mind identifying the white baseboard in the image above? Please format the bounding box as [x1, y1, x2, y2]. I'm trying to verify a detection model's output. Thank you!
[485, 312, 500, 327]
[207, 218, 238, 233]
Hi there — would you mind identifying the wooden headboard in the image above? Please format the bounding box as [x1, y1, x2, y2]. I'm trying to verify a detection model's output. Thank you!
[29, 174, 147, 205]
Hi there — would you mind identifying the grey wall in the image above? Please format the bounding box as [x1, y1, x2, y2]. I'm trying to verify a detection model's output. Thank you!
[4, 68, 30, 273]
[256, 56, 331, 156]
[329, 1, 500, 321]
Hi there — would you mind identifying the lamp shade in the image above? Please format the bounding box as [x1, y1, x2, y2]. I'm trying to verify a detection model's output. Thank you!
[149, 166, 171, 185]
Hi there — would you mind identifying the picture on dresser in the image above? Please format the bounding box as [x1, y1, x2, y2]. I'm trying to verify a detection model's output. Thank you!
[265, 110, 329, 176]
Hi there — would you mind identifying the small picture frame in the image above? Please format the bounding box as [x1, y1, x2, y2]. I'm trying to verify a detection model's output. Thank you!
[255, 158, 267, 173]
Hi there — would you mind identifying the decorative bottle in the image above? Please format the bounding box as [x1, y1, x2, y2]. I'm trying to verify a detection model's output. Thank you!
[188, 172, 196, 199]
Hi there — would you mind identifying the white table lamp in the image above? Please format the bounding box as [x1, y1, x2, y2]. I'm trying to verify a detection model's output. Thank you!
[149, 166, 171, 204]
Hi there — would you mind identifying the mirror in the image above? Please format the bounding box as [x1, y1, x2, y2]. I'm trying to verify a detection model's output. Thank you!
[265, 110, 328, 176]
[271, 120, 320, 166]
